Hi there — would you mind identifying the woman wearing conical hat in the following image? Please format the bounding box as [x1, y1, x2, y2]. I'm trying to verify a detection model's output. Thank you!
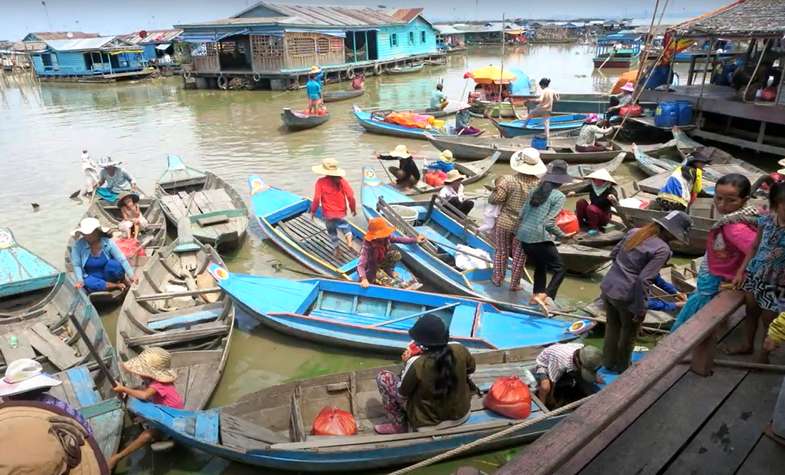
[575, 168, 619, 237]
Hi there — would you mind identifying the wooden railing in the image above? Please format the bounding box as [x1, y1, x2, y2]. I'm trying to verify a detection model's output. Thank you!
[496, 290, 746, 475]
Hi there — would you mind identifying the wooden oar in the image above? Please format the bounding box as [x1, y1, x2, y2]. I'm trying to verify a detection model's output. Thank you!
[369, 302, 460, 328]
[67, 311, 119, 390]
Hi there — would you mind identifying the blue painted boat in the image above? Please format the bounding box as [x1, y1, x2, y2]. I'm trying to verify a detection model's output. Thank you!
[207, 265, 590, 354]
[360, 168, 551, 309]
[247, 175, 415, 283]
[493, 113, 588, 138]
[125, 350, 566, 472]
[352, 105, 447, 140]
[0, 228, 124, 459]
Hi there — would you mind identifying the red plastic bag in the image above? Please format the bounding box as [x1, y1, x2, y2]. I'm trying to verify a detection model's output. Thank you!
[620, 104, 643, 117]
[483, 376, 531, 419]
[556, 210, 579, 235]
[114, 237, 145, 258]
[311, 407, 357, 436]
[424, 171, 447, 187]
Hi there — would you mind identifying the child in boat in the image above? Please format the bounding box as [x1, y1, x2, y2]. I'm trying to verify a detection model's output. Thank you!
[359, 217, 424, 289]
[310, 158, 356, 255]
[70, 217, 135, 293]
[375, 315, 476, 434]
[600, 211, 692, 372]
[575, 168, 618, 236]
[109, 347, 185, 470]
[655, 151, 713, 211]
[117, 191, 148, 239]
[726, 181, 785, 362]
[533, 343, 603, 408]
[671, 174, 758, 331]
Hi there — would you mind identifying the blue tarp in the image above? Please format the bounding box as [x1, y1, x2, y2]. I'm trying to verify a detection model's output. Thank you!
[508, 67, 533, 96]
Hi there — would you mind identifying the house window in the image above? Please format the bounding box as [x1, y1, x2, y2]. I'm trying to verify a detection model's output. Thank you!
[408, 31, 415, 45]
[390, 33, 398, 48]
[421, 31, 426, 43]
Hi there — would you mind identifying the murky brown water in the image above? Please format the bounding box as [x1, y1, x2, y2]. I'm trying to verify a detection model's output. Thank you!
[1, 45, 661, 474]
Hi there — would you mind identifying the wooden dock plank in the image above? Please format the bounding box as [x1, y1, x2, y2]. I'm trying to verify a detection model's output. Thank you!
[663, 371, 782, 475]
[736, 435, 785, 474]
[579, 367, 747, 475]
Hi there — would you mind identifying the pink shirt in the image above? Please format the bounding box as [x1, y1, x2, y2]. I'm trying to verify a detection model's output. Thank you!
[706, 222, 757, 281]
[149, 381, 185, 409]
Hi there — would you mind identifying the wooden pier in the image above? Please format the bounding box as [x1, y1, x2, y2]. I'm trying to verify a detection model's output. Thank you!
[497, 291, 785, 475]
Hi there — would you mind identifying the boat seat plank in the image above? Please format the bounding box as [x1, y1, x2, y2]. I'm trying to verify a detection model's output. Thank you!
[195, 410, 220, 444]
[283, 215, 356, 259]
[159, 195, 189, 220]
[0, 332, 36, 363]
[65, 366, 100, 407]
[24, 323, 80, 370]
[192, 191, 232, 234]
[124, 322, 229, 348]
[147, 303, 224, 331]
[449, 305, 477, 337]
[195, 215, 230, 226]
[220, 413, 289, 450]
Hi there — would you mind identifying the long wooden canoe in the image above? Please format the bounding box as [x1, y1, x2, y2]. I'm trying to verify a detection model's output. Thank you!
[323, 89, 364, 103]
[247, 175, 416, 283]
[386, 63, 424, 75]
[557, 243, 612, 275]
[493, 114, 587, 138]
[65, 193, 167, 308]
[116, 225, 234, 410]
[352, 106, 480, 140]
[572, 220, 627, 248]
[385, 151, 501, 196]
[210, 269, 591, 353]
[0, 228, 123, 459]
[156, 155, 248, 253]
[281, 108, 330, 131]
[562, 152, 627, 194]
[584, 283, 679, 328]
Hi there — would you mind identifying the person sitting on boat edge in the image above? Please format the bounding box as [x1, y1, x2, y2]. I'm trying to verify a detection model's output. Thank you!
[427, 149, 456, 173]
[310, 158, 356, 255]
[70, 217, 136, 293]
[305, 67, 324, 115]
[381, 144, 421, 189]
[117, 191, 148, 240]
[439, 170, 474, 216]
[454, 104, 481, 136]
[600, 211, 691, 372]
[607, 81, 635, 120]
[575, 114, 616, 152]
[656, 149, 713, 212]
[359, 217, 424, 289]
[575, 168, 618, 237]
[671, 174, 758, 332]
[109, 347, 185, 470]
[533, 343, 603, 409]
[429, 83, 448, 111]
[93, 156, 136, 203]
[374, 315, 476, 434]
[0, 358, 93, 435]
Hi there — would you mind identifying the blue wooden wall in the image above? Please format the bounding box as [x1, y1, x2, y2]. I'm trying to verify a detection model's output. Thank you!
[376, 17, 438, 60]
[31, 50, 145, 77]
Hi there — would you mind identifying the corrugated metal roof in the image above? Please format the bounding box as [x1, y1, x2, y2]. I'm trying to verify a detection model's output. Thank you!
[673, 0, 785, 37]
[391, 8, 424, 23]
[43, 36, 136, 52]
[177, 2, 425, 29]
[120, 29, 182, 45]
[26, 31, 100, 41]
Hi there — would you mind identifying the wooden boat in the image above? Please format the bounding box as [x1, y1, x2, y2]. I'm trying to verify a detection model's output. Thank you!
[65, 193, 167, 307]
[669, 257, 702, 293]
[426, 134, 623, 163]
[557, 243, 612, 275]
[281, 108, 330, 131]
[364, 102, 465, 119]
[573, 220, 627, 248]
[423, 57, 448, 66]
[247, 176, 416, 283]
[323, 89, 364, 103]
[126, 347, 577, 472]
[0, 228, 123, 459]
[612, 138, 680, 158]
[493, 114, 587, 138]
[386, 63, 424, 75]
[584, 283, 678, 328]
[353, 106, 480, 141]
[561, 152, 627, 195]
[672, 127, 766, 185]
[156, 155, 248, 252]
[210, 269, 591, 354]
[631, 143, 674, 176]
[116, 224, 234, 410]
[394, 152, 501, 196]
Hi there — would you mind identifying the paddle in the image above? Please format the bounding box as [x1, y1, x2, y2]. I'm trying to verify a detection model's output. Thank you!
[368, 302, 460, 328]
[67, 310, 120, 391]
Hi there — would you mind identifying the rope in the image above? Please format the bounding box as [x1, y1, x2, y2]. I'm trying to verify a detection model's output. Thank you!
[388, 395, 593, 475]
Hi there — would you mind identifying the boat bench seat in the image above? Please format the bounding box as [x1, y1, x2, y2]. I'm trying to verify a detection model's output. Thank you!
[414, 226, 456, 255]
[448, 305, 476, 337]
[147, 302, 225, 331]
[311, 309, 402, 328]
[64, 366, 100, 407]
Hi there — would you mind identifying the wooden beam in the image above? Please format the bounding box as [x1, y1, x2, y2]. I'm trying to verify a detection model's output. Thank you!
[136, 287, 222, 302]
[495, 290, 745, 475]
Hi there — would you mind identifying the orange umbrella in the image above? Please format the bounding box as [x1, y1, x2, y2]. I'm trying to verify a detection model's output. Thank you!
[611, 69, 639, 94]
[464, 65, 517, 85]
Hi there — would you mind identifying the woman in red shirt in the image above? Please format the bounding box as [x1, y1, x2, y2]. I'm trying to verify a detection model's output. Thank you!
[310, 158, 357, 255]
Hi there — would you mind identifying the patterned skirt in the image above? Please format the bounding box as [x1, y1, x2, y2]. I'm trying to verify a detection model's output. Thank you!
[742, 272, 779, 312]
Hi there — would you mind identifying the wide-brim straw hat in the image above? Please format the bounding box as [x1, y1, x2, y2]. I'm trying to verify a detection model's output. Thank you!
[541, 160, 574, 185]
[116, 191, 140, 206]
[311, 158, 346, 177]
[364, 217, 396, 241]
[510, 148, 547, 176]
[439, 149, 455, 162]
[621, 81, 635, 92]
[389, 144, 411, 159]
[0, 359, 62, 397]
[585, 168, 617, 185]
[122, 347, 177, 383]
[653, 210, 692, 244]
[71, 217, 110, 238]
[309, 65, 321, 74]
[0, 402, 107, 474]
[444, 169, 466, 183]
[98, 157, 122, 168]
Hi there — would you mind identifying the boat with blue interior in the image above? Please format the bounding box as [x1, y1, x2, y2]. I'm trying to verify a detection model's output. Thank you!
[352, 105, 481, 140]
[491, 114, 588, 138]
[593, 31, 642, 69]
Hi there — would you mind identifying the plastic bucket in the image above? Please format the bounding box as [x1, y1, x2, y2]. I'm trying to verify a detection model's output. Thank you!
[391, 205, 418, 225]
[531, 135, 548, 150]
[654, 101, 677, 128]
[675, 100, 693, 126]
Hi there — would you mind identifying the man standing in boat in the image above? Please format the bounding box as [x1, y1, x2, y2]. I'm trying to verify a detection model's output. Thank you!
[429, 82, 448, 112]
[524, 78, 558, 146]
[306, 66, 324, 115]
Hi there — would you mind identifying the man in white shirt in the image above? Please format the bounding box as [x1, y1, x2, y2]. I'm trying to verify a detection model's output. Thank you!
[438, 169, 474, 215]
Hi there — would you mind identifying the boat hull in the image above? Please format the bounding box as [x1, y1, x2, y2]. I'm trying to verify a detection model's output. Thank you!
[323, 89, 364, 103]
[281, 108, 330, 131]
[495, 114, 587, 138]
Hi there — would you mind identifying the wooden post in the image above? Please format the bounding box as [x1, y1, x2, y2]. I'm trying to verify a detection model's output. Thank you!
[744, 38, 769, 102]
[352, 31, 357, 63]
[364, 31, 369, 61]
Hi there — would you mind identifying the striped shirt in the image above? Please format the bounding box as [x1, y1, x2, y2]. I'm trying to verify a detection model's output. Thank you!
[658, 167, 702, 207]
[488, 174, 540, 232]
[516, 189, 567, 243]
[535, 343, 583, 382]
